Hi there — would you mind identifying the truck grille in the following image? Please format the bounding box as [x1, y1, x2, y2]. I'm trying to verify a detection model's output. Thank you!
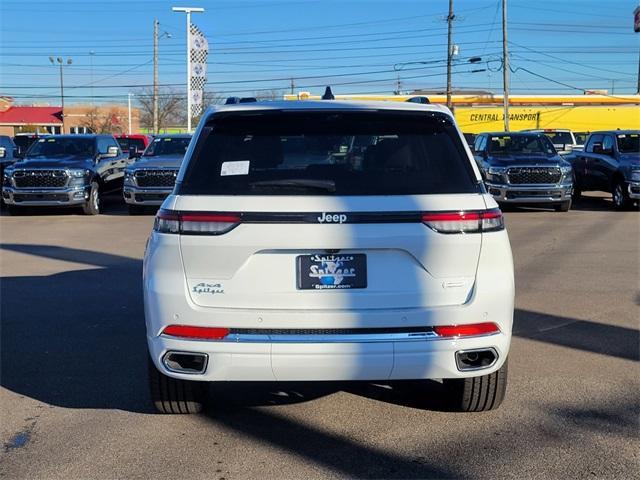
[13, 170, 68, 188]
[507, 167, 561, 184]
[135, 169, 178, 188]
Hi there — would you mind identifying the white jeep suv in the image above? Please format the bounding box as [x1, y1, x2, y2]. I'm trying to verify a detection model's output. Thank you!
[144, 99, 514, 413]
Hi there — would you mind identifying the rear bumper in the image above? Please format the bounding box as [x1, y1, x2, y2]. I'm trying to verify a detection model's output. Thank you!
[2, 185, 90, 206]
[485, 181, 572, 204]
[148, 330, 509, 381]
[123, 186, 172, 205]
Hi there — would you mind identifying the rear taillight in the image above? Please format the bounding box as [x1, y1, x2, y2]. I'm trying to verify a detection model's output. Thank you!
[154, 210, 240, 235]
[422, 209, 503, 234]
[433, 322, 500, 337]
[162, 325, 230, 340]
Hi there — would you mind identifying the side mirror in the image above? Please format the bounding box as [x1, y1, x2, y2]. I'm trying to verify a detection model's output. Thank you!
[592, 142, 603, 154]
[99, 146, 119, 160]
[13, 146, 22, 158]
[129, 146, 139, 159]
[0, 147, 5, 159]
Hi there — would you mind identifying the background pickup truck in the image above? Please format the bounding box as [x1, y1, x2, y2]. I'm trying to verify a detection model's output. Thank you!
[565, 130, 640, 210]
[523, 129, 583, 156]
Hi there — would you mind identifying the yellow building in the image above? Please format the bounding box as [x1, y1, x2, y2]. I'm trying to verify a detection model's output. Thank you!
[283, 92, 640, 134]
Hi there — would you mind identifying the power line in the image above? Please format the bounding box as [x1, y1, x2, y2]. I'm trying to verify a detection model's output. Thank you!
[509, 41, 636, 77]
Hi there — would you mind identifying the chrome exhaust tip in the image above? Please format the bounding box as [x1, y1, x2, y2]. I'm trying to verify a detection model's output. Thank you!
[162, 351, 208, 374]
[455, 348, 498, 371]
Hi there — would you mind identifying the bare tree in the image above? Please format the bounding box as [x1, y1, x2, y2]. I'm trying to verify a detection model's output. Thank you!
[80, 107, 125, 134]
[253, 89, 285, 101]
[137, 88, 184, 133]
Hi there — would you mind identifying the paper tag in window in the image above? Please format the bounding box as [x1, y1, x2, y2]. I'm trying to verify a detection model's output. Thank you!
[221, 161, 250, 176]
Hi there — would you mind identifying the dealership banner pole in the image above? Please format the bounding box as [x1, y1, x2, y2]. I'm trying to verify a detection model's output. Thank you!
[172, 6, 204, 133]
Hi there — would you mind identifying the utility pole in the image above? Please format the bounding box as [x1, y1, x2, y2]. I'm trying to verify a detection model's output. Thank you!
[502, 0, 510, 131]
[446, 0, 454, 111]
[290, 78, 295, 94]
[637, 48, 640, 94]
[395, 73, 402, 95]
[172, 6, 205, 133]
[153, 19, 159, 133]
[50, 56, 71, 134]
[128, 93, 133, 134]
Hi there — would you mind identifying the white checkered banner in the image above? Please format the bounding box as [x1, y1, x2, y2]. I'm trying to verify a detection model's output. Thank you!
[189, 22, 209, 117]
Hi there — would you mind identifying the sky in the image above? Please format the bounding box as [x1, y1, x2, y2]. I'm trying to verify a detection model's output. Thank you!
[0, 0, 638, 107]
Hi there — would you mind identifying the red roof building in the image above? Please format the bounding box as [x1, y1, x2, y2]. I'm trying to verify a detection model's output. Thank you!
[0, 106, 62, 136]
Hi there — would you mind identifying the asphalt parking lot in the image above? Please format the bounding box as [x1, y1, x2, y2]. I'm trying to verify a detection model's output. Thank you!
[0, 193, 638, 479]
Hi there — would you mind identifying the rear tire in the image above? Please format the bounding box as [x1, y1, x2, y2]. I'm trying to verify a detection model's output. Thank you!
[148, 356, 207, 414]
[444, 359, 508, 412]
[554, 200, 571, 212]
[82, 181, 100, 215]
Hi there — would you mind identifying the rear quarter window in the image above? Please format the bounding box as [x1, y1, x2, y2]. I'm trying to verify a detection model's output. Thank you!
[178, 110, 479, 196]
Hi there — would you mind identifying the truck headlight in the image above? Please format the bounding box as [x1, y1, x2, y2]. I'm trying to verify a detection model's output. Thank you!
[68, 169, 90, 186]
[486, 166, 507, 183]
[630, 170, 640, 182]
[124, 171, 135, 185]
[2, 170, 12, 186]
[69, 169, 89, 178]
[560, 165, 572, 175]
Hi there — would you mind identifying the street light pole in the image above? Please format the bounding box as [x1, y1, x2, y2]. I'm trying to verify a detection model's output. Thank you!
[172, 6, 204, 133]
[50, 56, 72, 134]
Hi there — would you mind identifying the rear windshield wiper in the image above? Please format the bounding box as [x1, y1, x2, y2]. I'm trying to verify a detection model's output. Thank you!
[249, 179, 336, 192]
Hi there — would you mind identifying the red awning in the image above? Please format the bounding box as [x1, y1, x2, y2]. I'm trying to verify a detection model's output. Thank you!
[0, 106, 62, 125]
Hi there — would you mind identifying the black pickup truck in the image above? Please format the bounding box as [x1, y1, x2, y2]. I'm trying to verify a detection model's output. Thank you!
[473, 132, 574, 211]
[2, 134, 129, 215]
[565, 130, 640, 210]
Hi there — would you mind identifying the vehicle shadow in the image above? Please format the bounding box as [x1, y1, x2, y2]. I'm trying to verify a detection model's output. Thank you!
[203, 400, 457, 479]
[0, 244, 151, 413]
[0, 193, 129, 217]
[513, 309, 639, 362]
[2, 243, 638, 416]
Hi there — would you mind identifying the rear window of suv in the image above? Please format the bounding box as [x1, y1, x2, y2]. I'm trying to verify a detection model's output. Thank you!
[178, 110, 478, 196]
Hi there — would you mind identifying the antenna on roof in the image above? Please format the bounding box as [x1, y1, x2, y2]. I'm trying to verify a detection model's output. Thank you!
[322, 86, 335, 100]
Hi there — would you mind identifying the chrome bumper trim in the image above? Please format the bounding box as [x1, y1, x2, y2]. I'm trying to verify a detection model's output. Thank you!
[161, 331, 502, 344]
[485, 182, 573, 203]
[2, 185, 90, 206]
[123, 186, 172, 205]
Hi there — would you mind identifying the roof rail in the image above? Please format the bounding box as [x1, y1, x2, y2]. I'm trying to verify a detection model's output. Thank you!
[225, 96, 258, 105]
